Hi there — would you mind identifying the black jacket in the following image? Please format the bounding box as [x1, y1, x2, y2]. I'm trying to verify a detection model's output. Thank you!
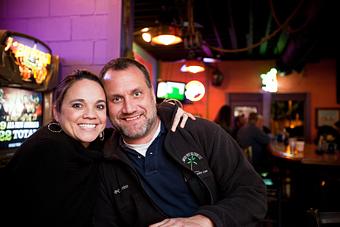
[2, 126, 103, 227]
[94, 108, 267, 227]
[0, 102, 179, 227]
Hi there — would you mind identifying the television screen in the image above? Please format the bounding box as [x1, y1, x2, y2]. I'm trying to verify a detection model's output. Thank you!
[0, 87, 43, 149]
[156, 81, 186, 101]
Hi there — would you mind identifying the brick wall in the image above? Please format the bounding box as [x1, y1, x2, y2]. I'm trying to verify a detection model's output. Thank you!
[0, 0, 121, 80]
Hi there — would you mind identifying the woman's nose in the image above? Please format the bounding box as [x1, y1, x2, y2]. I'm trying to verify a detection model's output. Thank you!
[83, 107, 97, 118]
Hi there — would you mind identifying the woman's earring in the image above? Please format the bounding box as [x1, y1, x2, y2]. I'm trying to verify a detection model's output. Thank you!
[47, 122, 62, 133]
[99, 131, 104, 141]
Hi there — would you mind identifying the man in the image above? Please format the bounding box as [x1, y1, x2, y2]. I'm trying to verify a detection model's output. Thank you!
[237, 112, 272, 173]
[231, 114, 246, 140]
[94, 58, 267, 227]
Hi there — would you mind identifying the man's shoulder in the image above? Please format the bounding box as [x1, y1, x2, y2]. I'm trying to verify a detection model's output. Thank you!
[188, 117, 220, 128]
[176, 117, 224, 138]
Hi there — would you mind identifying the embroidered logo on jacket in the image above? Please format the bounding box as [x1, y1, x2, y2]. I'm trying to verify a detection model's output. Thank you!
[182, 152, 203, 170]
[113, 184, 129, 194]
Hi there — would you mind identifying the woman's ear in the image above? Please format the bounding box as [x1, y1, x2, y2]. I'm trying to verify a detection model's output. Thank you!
[52, 105, 59, 122]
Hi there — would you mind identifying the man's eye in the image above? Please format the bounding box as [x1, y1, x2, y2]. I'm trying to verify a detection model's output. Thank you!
[112, 97, 122, 103]
[72, 103, 82, 108]
[134, 91, 142, 97]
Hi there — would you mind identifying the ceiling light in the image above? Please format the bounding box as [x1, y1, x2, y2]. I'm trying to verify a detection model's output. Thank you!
[203, 57, 220, 63]
[153, 34, 182, 45]
[142, 32, 152, 43]
[140, 25, 183, 46]
[151, 25, 182, 45]
[180, 59, 205, 74]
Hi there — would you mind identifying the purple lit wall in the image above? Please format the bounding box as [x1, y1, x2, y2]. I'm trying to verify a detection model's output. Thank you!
[0, 0, 122, 80]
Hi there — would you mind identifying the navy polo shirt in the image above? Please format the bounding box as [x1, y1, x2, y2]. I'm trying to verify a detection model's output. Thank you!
[123, 123, 199, 217]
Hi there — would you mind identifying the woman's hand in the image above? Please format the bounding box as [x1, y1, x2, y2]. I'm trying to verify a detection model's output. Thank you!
[171, 107, 196, 132]
[161, 98, 196, 132]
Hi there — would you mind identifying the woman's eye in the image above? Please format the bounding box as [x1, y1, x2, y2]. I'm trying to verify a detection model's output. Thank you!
[97, 104, 106, 110]
[72, 103, 82, 108]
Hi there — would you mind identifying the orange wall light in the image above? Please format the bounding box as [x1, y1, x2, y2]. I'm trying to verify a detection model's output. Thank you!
[185, 80, 205, 101]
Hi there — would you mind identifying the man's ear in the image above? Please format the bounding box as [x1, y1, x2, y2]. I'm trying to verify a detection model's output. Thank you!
[150, 86, 157, 104]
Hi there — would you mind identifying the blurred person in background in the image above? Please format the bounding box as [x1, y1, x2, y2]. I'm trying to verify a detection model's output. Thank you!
[214, 104, 232, 135]
[237, 112, 273, 173]
[231, 114, 247, 140]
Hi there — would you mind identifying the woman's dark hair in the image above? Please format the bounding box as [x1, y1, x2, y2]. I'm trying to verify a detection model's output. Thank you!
[53, 70, 105, 113]
[99, 57, 152, 88]
[214, 105, 231, 130]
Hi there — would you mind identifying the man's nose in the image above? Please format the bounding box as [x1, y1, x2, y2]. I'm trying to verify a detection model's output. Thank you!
[121, 98, 137, 114]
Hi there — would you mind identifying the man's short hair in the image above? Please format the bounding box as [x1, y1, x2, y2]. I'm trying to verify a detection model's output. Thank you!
[248, 112, 258, 124]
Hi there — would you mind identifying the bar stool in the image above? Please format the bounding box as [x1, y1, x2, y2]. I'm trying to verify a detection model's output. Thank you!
[244, 146, 283, 227]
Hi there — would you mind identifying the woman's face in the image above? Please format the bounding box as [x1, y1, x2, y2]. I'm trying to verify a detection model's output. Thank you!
[54, 79, 107, 147]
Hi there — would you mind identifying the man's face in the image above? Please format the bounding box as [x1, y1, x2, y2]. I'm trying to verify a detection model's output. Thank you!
[256, 117, 264, 128]
[102, 65, 159, 144]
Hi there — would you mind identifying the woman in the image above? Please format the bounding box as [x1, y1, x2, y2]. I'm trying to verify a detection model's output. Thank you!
[2, 70, 192, 227]
[214, 104, 232, 134]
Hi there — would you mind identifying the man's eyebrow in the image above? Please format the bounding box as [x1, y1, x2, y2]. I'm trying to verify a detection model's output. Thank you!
[108, 94, 120, 97]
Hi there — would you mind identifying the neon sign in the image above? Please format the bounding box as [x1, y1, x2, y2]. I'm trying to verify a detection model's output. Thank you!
[5, 36, 51, 84]
[261, 68, 278, 92]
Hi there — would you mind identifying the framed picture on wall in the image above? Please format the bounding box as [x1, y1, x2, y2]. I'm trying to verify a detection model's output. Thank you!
[316, 108, 340, 127]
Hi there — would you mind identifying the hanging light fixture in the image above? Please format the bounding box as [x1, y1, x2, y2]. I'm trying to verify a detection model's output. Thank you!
[138, 2, 184, 46]
[180, 59, 205, 73]
[151, 25, 182, 45]
[140, 25, 182, 46]
[140, 23, 183, 46]
[180, 0, 206, 74]
[141, 28, 152, 43]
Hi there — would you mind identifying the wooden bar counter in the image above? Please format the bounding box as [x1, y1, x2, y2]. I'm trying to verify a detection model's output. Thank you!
[271, 142, 340, 166]
[270, 142, 340, 226]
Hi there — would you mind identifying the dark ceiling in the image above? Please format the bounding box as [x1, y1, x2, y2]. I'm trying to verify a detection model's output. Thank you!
[133, 0, 338, 72]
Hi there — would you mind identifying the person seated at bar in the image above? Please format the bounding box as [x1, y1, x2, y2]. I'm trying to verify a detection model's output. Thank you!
[237, 112, 273, 173]
[315, 123, 340, 149]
